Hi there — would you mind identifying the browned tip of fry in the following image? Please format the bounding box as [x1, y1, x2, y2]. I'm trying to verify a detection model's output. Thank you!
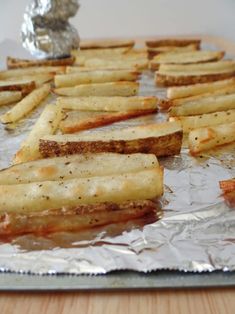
[145, 38, 201, 48]
[7, 56, 75, 69]
[219, 178, 235, 194]
[0, 81, 36, 93]
[80, 39, 135, 50]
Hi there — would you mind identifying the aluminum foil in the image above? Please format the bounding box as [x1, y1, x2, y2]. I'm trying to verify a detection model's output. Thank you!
[21, 0, 80, 59]
[0, 45, 235, 275]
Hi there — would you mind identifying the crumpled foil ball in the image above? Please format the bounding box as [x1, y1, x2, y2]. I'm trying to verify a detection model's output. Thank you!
[21, 0, 80, 59]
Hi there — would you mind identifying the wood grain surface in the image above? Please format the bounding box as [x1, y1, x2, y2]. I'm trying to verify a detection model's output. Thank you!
[0, 35, 235, 314]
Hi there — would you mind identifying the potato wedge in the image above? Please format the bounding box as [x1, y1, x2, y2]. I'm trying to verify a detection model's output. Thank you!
[170, 110, 235, 132]
[0, 80, 36, 93]
[0, 91, 22, 106]
[71, 47, 131, 57]
[54, 82, 139, 97]
[189, 122, 235, 155]
[0, 66, 65, 79]
[7, 56, 75, 69]
[145, 38, 201, 48]
[0, 84, 51, 123]
[84, 58, 148, 70]
[169, 93, 235, 116]
[167, 78, 235, 99]
[54, 69, 140, 87]
[0, 168, 163, 213]
[13, 104, 63, 164]
[147, 44, 199, 59]
[57, 96, 158, 112]
[39, 121, 183, 157]
[60, 109, 157, 133]
[0, 200, 157, 236]
[0, 153, 159, 184]
[80, 39, 135, 50]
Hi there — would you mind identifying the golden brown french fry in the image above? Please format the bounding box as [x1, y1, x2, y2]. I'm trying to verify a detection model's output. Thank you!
[0, 66, 65, 79]
[84, 58, 148, 70]
[0, 91, 22, 106]
[145, 38, 201, 48]
[54, 69, 140, 87]
[57, 96, 158, 112]
[54, 81, 139, 97]
[7, 73, 55, 87]
[60, 109, 157, 133]
[66, 66, 137, 74]
[169, 93, 235, 116]
[0, 84, 51, 123]
[170, 110, 235, 132]
[0, 153, 159, 184]
[0, 200, 157, 236]
[80, 39, 135, 50]
[13, 104, 63, 164]
[167, 78, 235, 99]
[0, 80, 36, 92]
[188, 122, 235, 155]
[147, 44, 199, 59]
[7, 56, 75, 69]
[0, 168, 163, 213]
[39, 121, 183, 158]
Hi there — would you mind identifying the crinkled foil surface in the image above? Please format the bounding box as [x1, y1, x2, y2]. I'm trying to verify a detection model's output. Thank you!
[21, 0, 80, 58]
[0, 43, 234, 275]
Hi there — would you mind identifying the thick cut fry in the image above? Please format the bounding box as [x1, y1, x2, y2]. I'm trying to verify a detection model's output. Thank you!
[60, 109, 157, 133]
[0, 80, 36, 93]
[6, 73, 55, 87]
[57, 96, 158, 112]
[0, 153, 159, 184]
[167, 78, 235, 99]
[0, 84, 51, 123]
[75, 53, 148, 65]
[54, 69, 140, 87]
[80, 39, 135, 50]
[169, 93, 235, 116]
[54, 82, 139, 97]
[0, 168, 163, 213]
[0, 200, 157, 236]
[188, 122, 235, 155]
[0, 91, 22, 106]
[147, 44, 199, 59]
[220, 178, 235, 194]
[71, 47, 131, 57]
[7, 56, 75, 69]
[0, 66, 65, 79]
[66, 66, 137, 74]
[84, 58, 148, 70]
[39, 122, 183, 157]
[145, 38, 201, 48]
[13, 104, 63, 164]
[150, 50, 224, 70]
[170, 110, 235, 132]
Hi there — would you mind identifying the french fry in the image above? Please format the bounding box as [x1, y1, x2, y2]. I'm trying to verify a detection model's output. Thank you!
[13, 104, 63, 164]
[145, 38, 201, 48]
[7, 73, 55, 87]
[54, 82, 139, 97]
[66, 66, 137, 74]
[7, 56, 75, 69]
[0, 66, 65, 79]
[167, 78, 235, 99]
[0, 80, 36, 92]
[170, 109, 235, 132]
[169, 93, 235, 116]
[188, 122, 235, 155]
[0, 168, 163, 213]
[39, 121, 183, 157]
[150, 50, 224, 70]
[0, 84, 51, 123]
[147, 44, 199, 59]
[54, 69, 140, 87]
[60, 109, 157, 133]
[80, 39, 135, 50]
[219, 178, 235, 194]
[84, 58, 148, 70]
[71, 47, 131, 57]
[0, 200, 157, 236]
[57, 96, 157, 112]
[0, 91, 22, 106]
[0, 153, 159, 184]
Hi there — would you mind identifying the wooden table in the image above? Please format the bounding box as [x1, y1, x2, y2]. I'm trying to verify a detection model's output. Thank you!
[0, 35, 235, 314]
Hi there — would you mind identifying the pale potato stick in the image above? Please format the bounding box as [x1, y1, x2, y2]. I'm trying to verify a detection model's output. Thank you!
[169, 93, 235, 116]
[39, 121, 183, 157]
[80, 39, 135, 50]
[219, 178, 235, 194]
[189, 122, 235, 155]
[0, 80, 36, 92]
[7, 56, 75, 69]
[0, 84, 51, 123]
[0, 66, 65, 79]
[145, 38, 201, 48]
[54, 70, 140, 87]
[0, 91, 22, 106]
[8, 73, 55, 86]
[147, 44, 199, 59]
[66, 66, 137, 74]
[75, 53, 148, 65]
[167, 78, 235, 99]
[170, 110, 235, 132]
[54, 82, 139, 97]
[0, 153, 159, 184]
[84, 58, 148, 70]
[13, 104, 63, 164]
[0, 200, 157, 236]
[60, 109, 158, 133]
[57, 96, 158, 112]
[71, 47, 131, 57]
[0, 168, 163, 213]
